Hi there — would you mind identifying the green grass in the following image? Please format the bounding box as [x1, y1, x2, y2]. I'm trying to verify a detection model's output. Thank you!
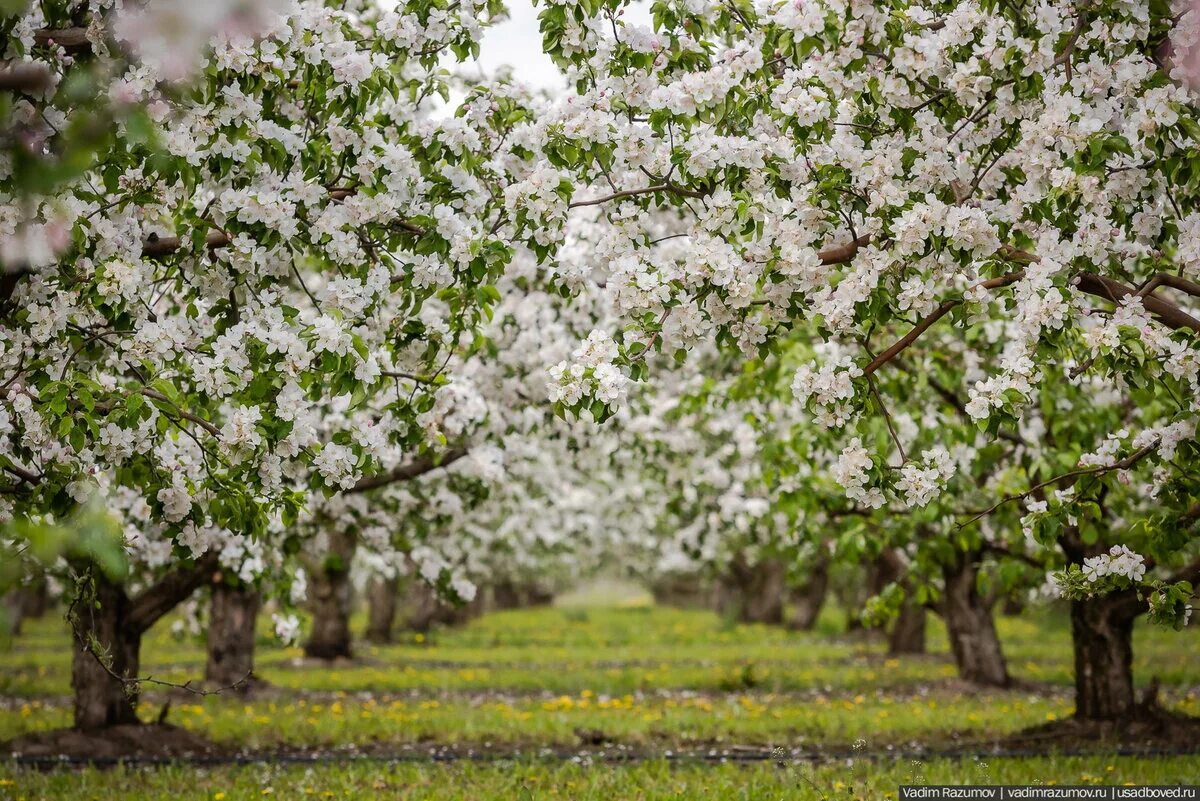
[2, 602, 1199, 797]
[0, 688, 1095, 749]
[4, 604, 1197, 698]
[3, 756, 1198, 801]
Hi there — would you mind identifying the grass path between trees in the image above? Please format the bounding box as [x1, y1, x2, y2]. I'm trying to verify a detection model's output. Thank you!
[2, 603, 1198, 797]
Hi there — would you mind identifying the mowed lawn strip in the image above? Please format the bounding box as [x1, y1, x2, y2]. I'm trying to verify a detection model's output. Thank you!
[2, 606, 1198, 698]
[3, 756, 1199, 800]
[8, 687, 1200, 751]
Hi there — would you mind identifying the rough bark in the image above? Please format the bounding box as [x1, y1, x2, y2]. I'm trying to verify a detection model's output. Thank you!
[716, 557, 786, 625]
[71, 555, 216, 730]
[941, 553, 1010, 686]
[205, 582, 260, 687]
[365, 576, 399, 644]
[1071, 594, 1137, 720]
[304, 527, 357, 660]
[786, 558, 829, 631]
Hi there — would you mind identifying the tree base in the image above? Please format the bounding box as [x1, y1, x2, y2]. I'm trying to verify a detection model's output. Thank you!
[302, 642, 353, 661]
[2, 723, 219, 762]
[1007, 702, 1200, 753]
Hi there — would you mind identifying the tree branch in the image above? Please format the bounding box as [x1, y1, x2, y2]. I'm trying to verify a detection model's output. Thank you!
[0, 63, 52, 92]
[863, 272, 1026, 376]
[34, 27, 91, 53]
[1075, 272, 1200, 333]
[347, 447, 469, 494]
[568, 182, 706, 209]
[127, 551, 219, 634]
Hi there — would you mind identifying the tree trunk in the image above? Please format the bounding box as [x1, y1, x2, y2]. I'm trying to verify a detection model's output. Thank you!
[491, 579, 523, 610]
[71, 556, 216, 730]
[1071, 594, 1137, 720]
[888, 597, 927, 655]
[717, 557, 786, 624]
[205, 582, 260, 687]
[72, 570, 141, 730]
[941, 553, 1009, 686]
[787, 559, 829, 631]
[3, 591, 25, 637]
[365, 576, 398, 643]
[304, 527, 357, 660]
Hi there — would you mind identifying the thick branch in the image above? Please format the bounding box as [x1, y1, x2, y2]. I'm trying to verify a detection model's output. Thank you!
[0, 63, 52, 92]
[347, 447, 469, 494]
[1075, 272, 1200, 333]
[33, 27, 91, 53]
[141, 230, 231, 259]
[819, 235, 871, 266]
[128, 551, 219, 634]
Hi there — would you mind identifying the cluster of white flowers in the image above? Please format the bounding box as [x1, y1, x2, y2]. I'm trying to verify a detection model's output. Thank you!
[1082, 545, 1147, 584]
[547, 330, 629, 413]
[272, 612, 301, 646]
[791, 357, 861, 429]
[830, 438, 883, 509]
[896, 446, 957, 508]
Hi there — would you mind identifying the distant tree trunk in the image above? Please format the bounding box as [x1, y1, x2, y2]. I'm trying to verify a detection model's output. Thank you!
[404, 580, 441, 633]
[304, 527, 357, 660]
[524, 585, 555, 607]
[205, 582, 260, 688]
[71, 555, 216, 730]
[786, 558, 829, 631]
[491, 579, 523, 610]
[404, 581, 485, 631]
[3, 591, 24, 637]
[888, 597, 927, 655]
[1071, 594, 1137, 720]
[365, 576, 399, 643]
[1002, 595, 1026, 616]
[868, 550, 925, 653]
[941, 552, 1009, 686]
[717, 557, 786, 624]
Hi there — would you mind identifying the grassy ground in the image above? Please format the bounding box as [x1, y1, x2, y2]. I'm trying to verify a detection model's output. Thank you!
[4, 756, 1200, 800]
[1, 599, 1198, 797]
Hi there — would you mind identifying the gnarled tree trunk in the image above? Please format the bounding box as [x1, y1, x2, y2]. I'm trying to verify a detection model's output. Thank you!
[71, 555, 216, 730]
[1071, 594, 1137, 720]
[71, 570, 140, 730]
[365, 576, 399, 643]
[304, 527, 357, 660]
[717, 557, 786, 624]
[786, 558, 829, 631]
[205, 581, 260, 688]
[941, 552, 1009, 687]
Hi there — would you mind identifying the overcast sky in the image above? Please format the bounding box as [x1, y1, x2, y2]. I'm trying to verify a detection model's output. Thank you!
[467, 0, 652, 89]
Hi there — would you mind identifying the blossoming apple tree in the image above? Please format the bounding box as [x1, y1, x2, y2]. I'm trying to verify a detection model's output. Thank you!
[534, 0, 1200, 721]
[0, 0, 564, 730]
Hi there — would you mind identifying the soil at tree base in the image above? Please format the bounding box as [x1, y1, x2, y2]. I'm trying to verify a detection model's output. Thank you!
[5, 717, 1200, 765]
[3, 723, 218, 761]
[1003, 704, 1200, 754]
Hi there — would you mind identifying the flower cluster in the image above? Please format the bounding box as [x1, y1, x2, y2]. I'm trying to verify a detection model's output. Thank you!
[547, 330, 629, 422]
